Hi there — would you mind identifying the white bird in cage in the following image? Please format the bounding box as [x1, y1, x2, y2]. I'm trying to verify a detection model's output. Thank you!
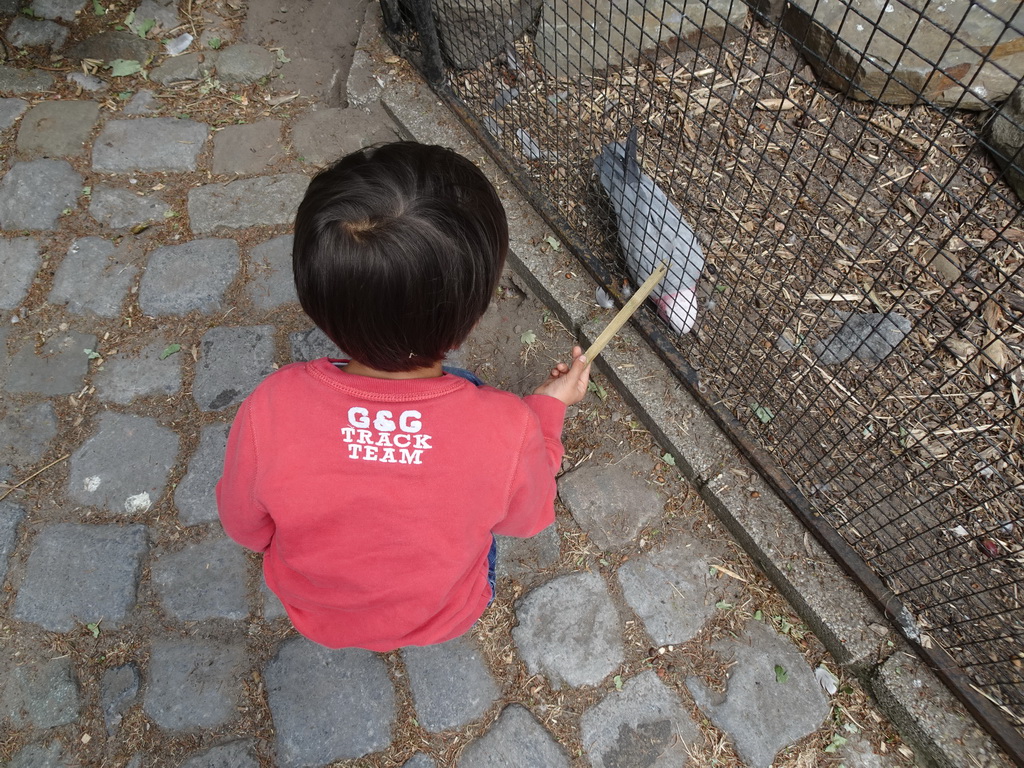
[593, 126, 705, 334]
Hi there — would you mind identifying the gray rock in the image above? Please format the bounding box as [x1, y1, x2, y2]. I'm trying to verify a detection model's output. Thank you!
[101, 663, 140, 735]
[180, 740, 259, 768]
[187, 174, 308, 233]
[175, 423, 230, 525]
[144, 637, 246, 730]
[290, 106, 400, 167]
[617, 531, 737, 646]
[138, 238, 239, 315]
[13, 523, 148, 631]
[49, 237, 139, 317]
[0, 0, 17, 11]
[123, 89, 160, 115]
[0, 97, 29, 130]
[192, 325, 276, 412]
[783, 0, 1023, 109]
[0, 501, 25, 585]
[261, 580, 287, 620]
[686, 620, 830, 768]
[6, 330, 96, 395]
[986, 82, 1024, 201]
[434, 0, 538, 70]
[88, 185, 173, 228]
[0, 159, 82, 230]
[93, 340, 183, 404]
[814, 311, 912, 365]
[151, 535, 249, 621]
[247, 234, 296, 309]
[66, 72, 107, 91]
[16, 100, 99, 158]
[131, 0, 179, 32]
[30, 0, 85, 21]
[149, 51, 218, 84]
[215, 43, 277, 84]
[534, 0, 746, 78]
[404, 634, 499, 731]
[6, 17, 68, 49]
[212, 119, 284, 176]
[66, 30, 160, 63]
[458, 704, 570, 767]
[7, 741, 72, 768]
[1, 655, 79, 727]
[513, 571, 624, 688]
[265, 637, 396, 766]
[0, 64, 54, 93]
[93, 118, 209, 173]
[582, 670, 700, 768]
[0, 401, 57, 468]
[289, 326, 344, 361]
[401, 755, 438, 768]
[67, 411, 179, 513]
[0, 236, 40, 310]
[495, 524, 560, 584]
[558, 454, 664, 550]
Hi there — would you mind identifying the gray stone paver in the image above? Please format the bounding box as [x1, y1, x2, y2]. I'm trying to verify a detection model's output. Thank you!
[582, 670, 700, 768]
[0, 159, 82, 231]
[290, 326, 344, 361]
[6, 17, 68, 49]
[144, 637, 246, 730]
[0, 654, 79, 727]
[7, 740, 72, 768]
[458, 705, 570, 768]
[49, 237, 139, 317]
[30, 0, 86, 21]
[686, 620, 831, 768]
[67, 411, 179, 513]
[0, 501, 25, 584]
[265, 637, 396, 767]
[5, 330, 96, 395]
[215, 43, 277, 84]
[404, 633, 499, 731]
[212, 119, 284, 176]
[0, 64, 54, 93]
[0, 401, 57, 468]
[261, 581, 287, 620]
[88, 185, 173, 228]
[617, 531, 738, 646]
[93, 340, 183, 404]
[558, 454, 664, 549]
[402, 754, 438, 768]
[138, 238, 239, 315]
[247, 234, 297, 309]
[174, 423, 229, 525]
[66, 29, 160, 63]
[151, 535, 249, 621]
[0, 237, 40, 310]
[513, 570, 625, 689]
[290, 105, 401, 166]
[180, 740, 259, 768]
[192, 325, 275, 411]
[12, 523, 148, 631]
[15, 100, 100, 157]
[0, 97, 29, 130]
[93, 118, 209, 173]
[187, 174, 309, 233]
[101, 663, 140, 735]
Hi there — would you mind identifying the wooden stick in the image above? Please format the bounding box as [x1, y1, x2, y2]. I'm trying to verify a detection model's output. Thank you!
[584, 261, 668, 361]
[0, 453, 69, 503]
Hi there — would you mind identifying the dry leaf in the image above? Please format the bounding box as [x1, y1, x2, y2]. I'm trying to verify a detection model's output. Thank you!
[756, 98, 799, 110]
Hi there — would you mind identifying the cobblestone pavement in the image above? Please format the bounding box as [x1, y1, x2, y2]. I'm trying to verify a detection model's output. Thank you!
[0, 2, 921, 767]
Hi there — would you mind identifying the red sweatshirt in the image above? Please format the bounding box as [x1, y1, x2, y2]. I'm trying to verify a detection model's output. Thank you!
[216, 358, 566, 651]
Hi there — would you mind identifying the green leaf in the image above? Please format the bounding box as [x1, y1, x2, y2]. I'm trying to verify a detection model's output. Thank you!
[108, 59, 142, 77]
[208, 37, 222, 50]
[715, 600, 733, 610]
[84, 348, 102, 360]
[587, 381, 607, 401]
[613, 675, 623, 691]
[520, 330, 536, 344]
[544, 235, 561, 251]
[86, 621, 101, 638]
[774, 664, 788, 683]
[160, 343, 182, 360]
[81, 185, 92, 196]
[662, 452, 676, 467]
[753, 609, 763, 621]
[136, 17, 156, 37]
[750, 401, 775, 424]
[93, 0, 105, 15]
[824, 734, 848, 753]
[276, 48, 291, 63]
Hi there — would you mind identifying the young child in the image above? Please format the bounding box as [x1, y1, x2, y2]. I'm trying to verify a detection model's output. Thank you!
[216, 142, 590, 651]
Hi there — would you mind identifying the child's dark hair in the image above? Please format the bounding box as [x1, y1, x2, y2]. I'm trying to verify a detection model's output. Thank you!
[292, 142, 508, 372]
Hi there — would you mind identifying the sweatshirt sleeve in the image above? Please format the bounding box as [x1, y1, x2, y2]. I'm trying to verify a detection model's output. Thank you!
[492, 394, 567, 537]
[216, 397, 275, 553]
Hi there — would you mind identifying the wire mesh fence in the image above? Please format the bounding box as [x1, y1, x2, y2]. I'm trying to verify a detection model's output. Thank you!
[385, 0, 1024, 752]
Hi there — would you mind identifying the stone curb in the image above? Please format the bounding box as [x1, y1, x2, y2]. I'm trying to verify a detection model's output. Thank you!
[349, 8, 1013, 768]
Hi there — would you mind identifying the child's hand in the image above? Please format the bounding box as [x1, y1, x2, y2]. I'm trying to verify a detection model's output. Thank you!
[533, 346, 591, 406]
